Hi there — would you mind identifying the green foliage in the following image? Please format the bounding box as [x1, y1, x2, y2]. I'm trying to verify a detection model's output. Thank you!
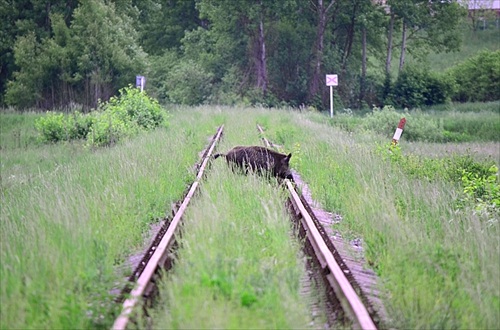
[391, 66, 454, 108]
[102, 86, 165, 130]
[447, 50, 500, 102]
[4, 0, 147, 109]
[4, 32, 44, 108]
[378, 142, 499, 215]
[35, 112, 67, 143]
[165, 60, 214, 105]
[363, 105, 443, 142]
[334, 105, 500, 143]
[35, 86, 167, 146]
[439, 112, 500, 142]
[86, 110, 134, 147]
[461, 165, 500, 214]
[147, 51, 179, 103]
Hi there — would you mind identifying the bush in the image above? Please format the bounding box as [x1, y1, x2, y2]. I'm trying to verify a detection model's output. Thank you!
[379, 143, 499, 215]
[391, 66, 453, 108]
[165, 59, 214, 105]
[86, 111, 136, 147]
[447, 50, 500, 102]
[362, 106, 442, 142]
[35, 112, 67, 143]
[102, 86, 165, 130]
[35, 86, 167, 147]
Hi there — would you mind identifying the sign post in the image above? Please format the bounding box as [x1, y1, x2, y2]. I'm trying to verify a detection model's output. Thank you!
[326, 74, 338, 118]
[392, 118, 406, 145]
[136, 75, 146, 92]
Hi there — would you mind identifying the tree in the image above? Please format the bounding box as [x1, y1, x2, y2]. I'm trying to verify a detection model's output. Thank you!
[308, 0, 336, 100]
[5, 0, 147, 109]
[133, 0, 201, 55]
[385, 0, 466, 77]
[196, 0, 297, 99]
[0, 0, 78, 106]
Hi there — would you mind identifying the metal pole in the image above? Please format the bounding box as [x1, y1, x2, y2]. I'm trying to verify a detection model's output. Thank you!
[330, 85, 334, 118]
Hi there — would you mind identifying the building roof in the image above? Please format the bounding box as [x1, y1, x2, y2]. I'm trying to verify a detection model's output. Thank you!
[465, 0, 500, 10]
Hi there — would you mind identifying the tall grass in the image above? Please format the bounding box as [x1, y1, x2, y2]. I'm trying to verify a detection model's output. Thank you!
[266, 111, 499, 329]
[148, 170, 315, 329]
[2, 106, 498, 329]
[147, 107, 327, 328]
[0, 108, 221, 328]
[427, 28, 500, 71]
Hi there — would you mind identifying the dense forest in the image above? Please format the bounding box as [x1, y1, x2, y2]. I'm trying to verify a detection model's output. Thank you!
[1, 0, 498, 110]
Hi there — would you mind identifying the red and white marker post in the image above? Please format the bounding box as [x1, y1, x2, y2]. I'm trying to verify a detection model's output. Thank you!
[392, 118, 406, 145]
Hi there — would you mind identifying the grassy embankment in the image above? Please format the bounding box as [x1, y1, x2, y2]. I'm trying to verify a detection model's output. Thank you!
[2, 106, 499, 329]
[261, 109, 499, 329]
[146, 106, 499, 329]
[0, 109, 221, 328]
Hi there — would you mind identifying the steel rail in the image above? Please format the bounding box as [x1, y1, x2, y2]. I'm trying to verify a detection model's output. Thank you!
[112, 125, 224, 330]
[285, 180, 376, 330]
[256, 124, 377, 329]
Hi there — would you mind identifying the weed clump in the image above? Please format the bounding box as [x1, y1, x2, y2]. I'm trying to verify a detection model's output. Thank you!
[35, 86, 167, 147]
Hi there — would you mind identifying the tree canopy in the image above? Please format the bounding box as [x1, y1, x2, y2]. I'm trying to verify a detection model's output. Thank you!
[0, 0, 476, 110]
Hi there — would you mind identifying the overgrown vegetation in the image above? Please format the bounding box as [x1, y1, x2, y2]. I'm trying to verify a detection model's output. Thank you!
[331, 104, 500, 142]
[379, 143, 499, 216]
[34, 86, 167, 147]
[1, 107, 499, 329]
[447, 50, 500, 103]
[0, 108, 219, 329]
[4, 0, 493, 110]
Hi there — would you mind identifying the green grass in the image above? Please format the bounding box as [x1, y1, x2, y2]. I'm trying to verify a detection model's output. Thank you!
[330, 105, 500, 143]
[274, 111, 499, 329]
[1, 105, 499, 329]
[0, 108, 221, 329]
[397, 26, 500, 72]
[426, 28, 500, 71]
[0, 112, 43, 150]
[146, 107, 327, 329]
[148, 170, 315, 329]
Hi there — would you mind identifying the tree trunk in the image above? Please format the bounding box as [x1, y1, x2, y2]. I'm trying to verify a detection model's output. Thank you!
[360, 26, 367, 104]
[399, 18, 407, 74]
[308, 0, 335, 101]
[256, 17, 268, 95]
[341, 3, 358, 71]
[385, 10, 395, 76]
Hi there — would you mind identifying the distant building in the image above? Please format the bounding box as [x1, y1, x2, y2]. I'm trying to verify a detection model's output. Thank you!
[460, 0, 500, 15]
[465, 0, 500, 11]
[460, 0, 500, 29]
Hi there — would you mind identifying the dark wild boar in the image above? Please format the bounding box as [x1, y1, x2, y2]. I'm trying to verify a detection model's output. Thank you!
[214, 146, 293, 180]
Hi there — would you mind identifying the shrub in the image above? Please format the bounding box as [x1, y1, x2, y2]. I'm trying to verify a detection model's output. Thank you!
[35, 86, 167, 147]
[86, 111, 136, 147]
[102, 86, 165, 130]
[35, 112, 67, 143]
[165, 59, 214, 105]
[461, 164, 500, 214]
[391, 66, 453, 108]
[447, 50, 500, 102]
[379, 143, 499, 215]
[35, 111, 98, 143]
[68, 112, 95, 140]
[362, 106, 442, 142]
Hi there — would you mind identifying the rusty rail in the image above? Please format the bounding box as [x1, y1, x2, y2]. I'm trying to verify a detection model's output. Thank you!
[257, 124, 377, 329]
[112, 125, 224, 330]
[285, 180, 376, 330]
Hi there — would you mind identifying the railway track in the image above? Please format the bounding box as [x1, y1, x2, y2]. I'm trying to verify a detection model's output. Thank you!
[111, 124, 383, 329]
[112, 125, 224, 330]
[257, 124, 382, 329]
